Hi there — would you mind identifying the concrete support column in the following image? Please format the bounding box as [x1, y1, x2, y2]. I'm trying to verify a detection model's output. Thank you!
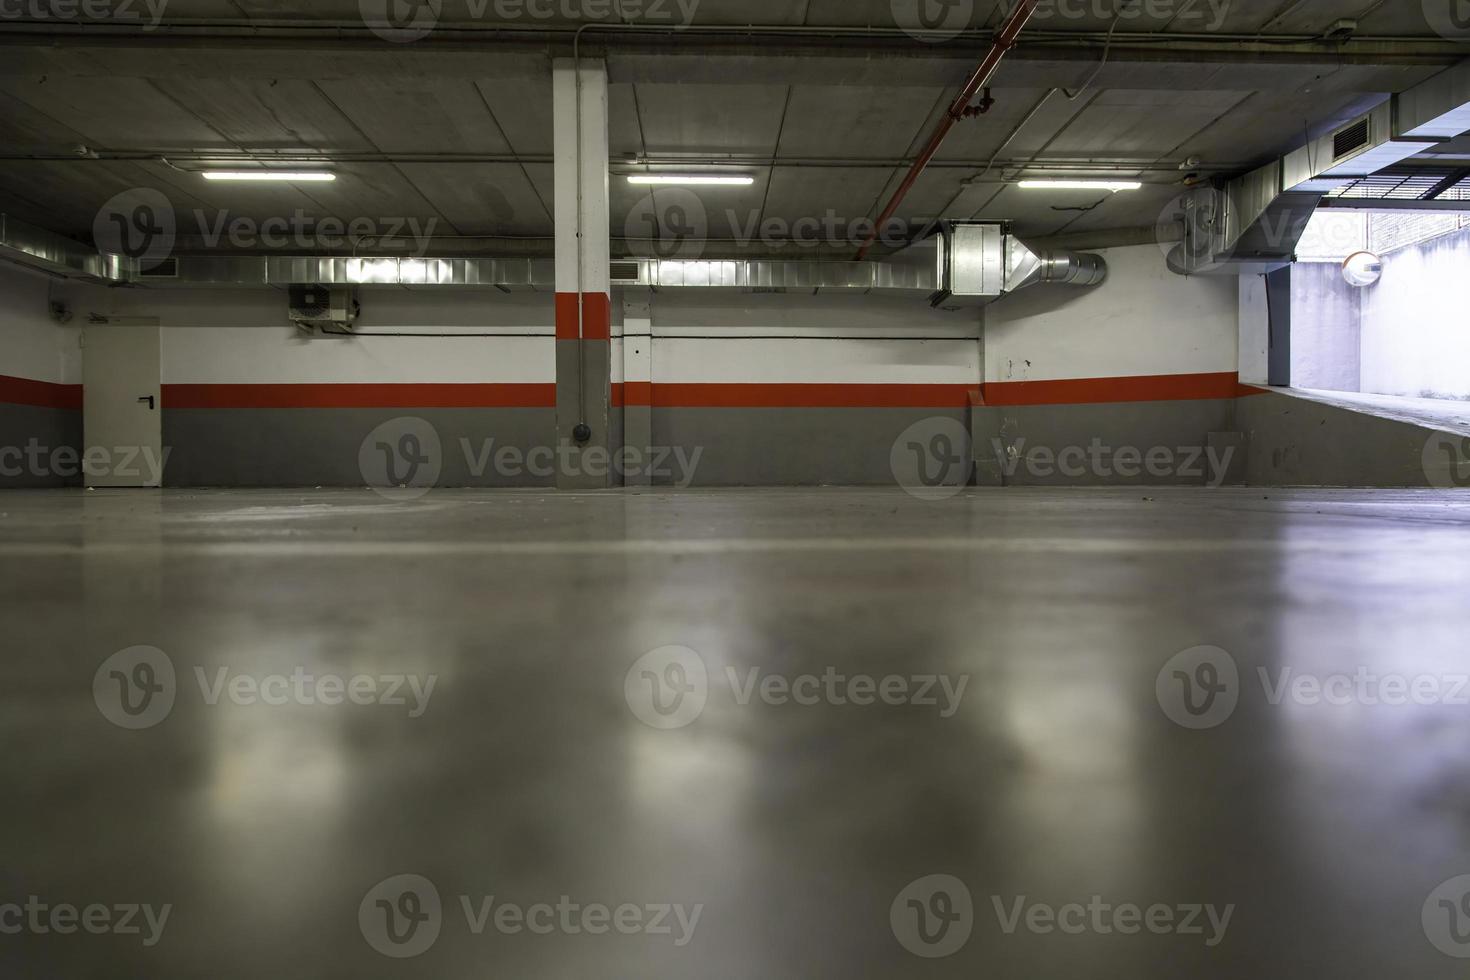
[553, 57, 611, 490]
[622, 294, 653, 487]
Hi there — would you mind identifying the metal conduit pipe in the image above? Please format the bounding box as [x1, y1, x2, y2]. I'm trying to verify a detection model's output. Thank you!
[854, 0, 1042, 261]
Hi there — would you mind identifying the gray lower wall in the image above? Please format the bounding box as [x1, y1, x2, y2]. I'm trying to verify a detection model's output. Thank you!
[650, 407, 968, 487]
[120, 393, 1466, 491]
[164, 409, 557, 488]
[1237, 390, 1447, 488]
[973, 399, 1243, 487]
[0, 404, 82, 489]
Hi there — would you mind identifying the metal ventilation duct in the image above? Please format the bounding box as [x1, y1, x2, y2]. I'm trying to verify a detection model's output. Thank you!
[1167, 61, 1470, 276]
[114, 254, 940, 294]
[0, 214, 126, 280]
[0, 215, 1097, 304]
[927, 221, 1108, 310]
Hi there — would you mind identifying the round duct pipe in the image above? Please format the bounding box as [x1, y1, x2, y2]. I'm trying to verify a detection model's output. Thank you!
[1006, 238, 1108, 293]
[1031, 250, 1108, 288]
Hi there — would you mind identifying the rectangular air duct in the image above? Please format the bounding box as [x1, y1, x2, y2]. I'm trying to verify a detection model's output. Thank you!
[928, 221, 1107, 310]
[1168, 79, 1470, 276]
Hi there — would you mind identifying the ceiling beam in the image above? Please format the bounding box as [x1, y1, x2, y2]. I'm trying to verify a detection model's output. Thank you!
[0, 24, 1459, 64]
[0, 44, 1447, 93]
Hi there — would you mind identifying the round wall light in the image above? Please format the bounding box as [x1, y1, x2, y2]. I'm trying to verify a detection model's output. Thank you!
[1342, 250, 1383, 288]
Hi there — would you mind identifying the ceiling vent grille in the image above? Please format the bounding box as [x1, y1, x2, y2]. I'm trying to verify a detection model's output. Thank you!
[609, 261, 641, 283]
[1333, 118, 1372, 161]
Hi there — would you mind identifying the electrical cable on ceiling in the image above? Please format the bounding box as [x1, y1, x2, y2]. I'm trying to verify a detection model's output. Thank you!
[1061, 0, 1139, 101]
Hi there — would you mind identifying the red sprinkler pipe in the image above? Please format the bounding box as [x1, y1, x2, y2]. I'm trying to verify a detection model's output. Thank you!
[855, 0, 1042, 261]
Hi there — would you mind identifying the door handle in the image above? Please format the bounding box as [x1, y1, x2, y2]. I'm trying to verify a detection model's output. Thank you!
[138, 396, 156, 411]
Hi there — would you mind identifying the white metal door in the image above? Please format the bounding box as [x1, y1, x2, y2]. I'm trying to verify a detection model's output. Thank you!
[83, 325, 163, 488]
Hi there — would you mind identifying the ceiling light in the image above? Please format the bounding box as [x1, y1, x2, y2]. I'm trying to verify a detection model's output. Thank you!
[1018, 179, 1143, 192]
[627, 175, 754, 186]
[202, 171, 337, 182]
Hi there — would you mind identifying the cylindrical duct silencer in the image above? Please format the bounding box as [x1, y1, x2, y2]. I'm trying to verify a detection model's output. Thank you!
[1037, 251, 1108, 287]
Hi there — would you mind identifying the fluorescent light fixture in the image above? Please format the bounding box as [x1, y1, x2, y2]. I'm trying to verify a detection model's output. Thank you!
[1018, 179, 1143, 192]
[202, 171, 337, 182]
[627, 175, 754, 186]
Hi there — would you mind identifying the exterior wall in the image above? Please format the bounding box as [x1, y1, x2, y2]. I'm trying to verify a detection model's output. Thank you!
[1359, 226, 1470, 401]
[1290, 262, 1361, 392]
[978, 244, 1246, 486]
[0, 264, 82, 488]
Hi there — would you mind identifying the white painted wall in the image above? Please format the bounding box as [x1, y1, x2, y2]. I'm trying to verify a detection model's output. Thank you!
[93, 287, 982, 387]
[60, 258, 1238, 390]
[98, 288, 556, 385]
[0, 263, 82, 384]
[650, 293, 980, 384]
[1238, 273, 1269, 385]
[1359, 227, 1470, 400]
[984, 244, 1239, 383]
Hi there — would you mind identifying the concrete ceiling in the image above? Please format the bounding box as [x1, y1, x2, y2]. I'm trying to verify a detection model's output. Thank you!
[0, 0, 1464, 258]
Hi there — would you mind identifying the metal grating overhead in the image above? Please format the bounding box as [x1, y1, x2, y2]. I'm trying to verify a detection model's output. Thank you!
[1435, 177, 1470, 202]
[1325, 167, 1470, 201]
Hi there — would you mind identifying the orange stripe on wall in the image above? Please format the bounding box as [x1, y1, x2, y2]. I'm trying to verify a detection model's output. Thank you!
[616, 382, 654, 407]
[0, 375, 82, 410]
[163, 383, 557, 409]
[554, 293, 580, 341]
[615, 383, 981, 409]
[581, 293, 611, 341]
[554, 292, 611, 340]
[138, 374, 1264, 411]
[981, 372, 1261, 407]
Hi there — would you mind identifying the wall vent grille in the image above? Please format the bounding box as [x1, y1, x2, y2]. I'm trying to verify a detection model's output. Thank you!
[609, 261, 641, 282]
[1333, 118, 1372, 160]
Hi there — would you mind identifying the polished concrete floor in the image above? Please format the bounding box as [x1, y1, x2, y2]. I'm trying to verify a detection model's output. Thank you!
[4, 487, 1470, 978]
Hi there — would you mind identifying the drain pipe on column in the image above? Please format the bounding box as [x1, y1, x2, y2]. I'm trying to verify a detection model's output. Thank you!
[570, 24, 595, 444]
